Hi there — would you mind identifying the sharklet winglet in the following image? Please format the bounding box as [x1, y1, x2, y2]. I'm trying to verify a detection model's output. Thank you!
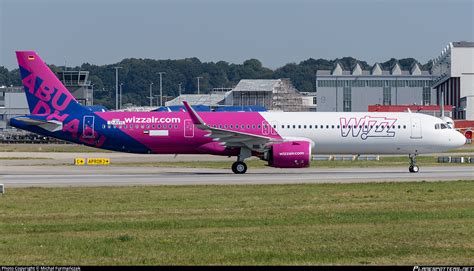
[183, 101, 206, 126]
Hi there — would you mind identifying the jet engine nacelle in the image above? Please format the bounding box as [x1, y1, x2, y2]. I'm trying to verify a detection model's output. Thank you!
[267, 140, 311, 168]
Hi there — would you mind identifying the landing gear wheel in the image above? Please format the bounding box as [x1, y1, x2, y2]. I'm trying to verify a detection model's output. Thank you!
[232, 161, 247, 174]
[408, 154, 419, 173]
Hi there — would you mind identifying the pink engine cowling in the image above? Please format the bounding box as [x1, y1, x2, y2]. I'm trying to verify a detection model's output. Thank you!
[268, 141, 312, 168]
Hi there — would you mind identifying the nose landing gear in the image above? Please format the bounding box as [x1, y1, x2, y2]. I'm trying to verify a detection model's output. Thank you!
[408, 154, 419, 173]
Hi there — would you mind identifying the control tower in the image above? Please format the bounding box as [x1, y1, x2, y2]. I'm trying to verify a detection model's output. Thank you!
[57, 70, 92, 105]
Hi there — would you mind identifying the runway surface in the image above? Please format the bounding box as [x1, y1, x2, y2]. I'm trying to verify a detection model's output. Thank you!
[1, 165, 472, 187]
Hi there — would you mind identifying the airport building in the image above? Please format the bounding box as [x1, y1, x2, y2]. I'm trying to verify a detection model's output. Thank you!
[225, 79, 315, 112]
[167, 79, 317, 112]
[315, 62, 435, 112]
[0, 86, 29, 131]
[431, 41, 474, 120]
[165, 92, 229, 107]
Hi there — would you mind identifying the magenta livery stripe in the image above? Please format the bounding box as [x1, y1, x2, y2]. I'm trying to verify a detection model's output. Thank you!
[95, 111, 281, 154]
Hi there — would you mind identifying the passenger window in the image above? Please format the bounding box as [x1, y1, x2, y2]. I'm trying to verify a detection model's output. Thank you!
[157, 124, 161, 128]
[258, 125, 261, 129]
[252, 125, 256, 129]
[281, 125, 285, 129]
[309, 125, 312, 129]
[169, 124, 172, 128]
[320, 125, 323, 129]
[298, 125, 301, 129]
[343, 126, 346, 129]
[219, 125, 222, 128]
[398, 125, 401, 129]
[304, 125, 307, 129]
[230, 125, 233, 128]
[403, 125, 406, 129]
[146, 124, 150, 128]
[102, 124, 106, 129]
[273, 125, 276, 128]
[287, 125, 290, 128]
[152, 125, 155, 128]
[332, 125, 335, 129]
[224, 125, 228, 128]
[337, 125, 340, 128]
[247, 125, 250, 129]
[326, 125, 329, 129]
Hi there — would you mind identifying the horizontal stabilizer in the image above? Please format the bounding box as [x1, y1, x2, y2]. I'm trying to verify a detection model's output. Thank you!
[14, 116, 63, 132]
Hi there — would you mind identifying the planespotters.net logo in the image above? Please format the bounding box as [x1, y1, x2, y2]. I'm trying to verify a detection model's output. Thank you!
[413, 266, 474, 271]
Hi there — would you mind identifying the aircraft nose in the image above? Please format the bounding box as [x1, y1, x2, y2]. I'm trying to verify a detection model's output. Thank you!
[451, 131, 467, 148]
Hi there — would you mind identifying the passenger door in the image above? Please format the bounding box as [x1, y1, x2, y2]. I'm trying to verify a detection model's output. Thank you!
[184, 119, 194, 138]
[82, 116, 95, 138]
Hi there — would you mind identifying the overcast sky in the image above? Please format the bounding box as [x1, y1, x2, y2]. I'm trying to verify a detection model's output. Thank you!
[1, 0, 473, 70]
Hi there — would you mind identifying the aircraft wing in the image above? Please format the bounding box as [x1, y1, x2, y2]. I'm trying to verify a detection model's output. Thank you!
[182, 101, 278, 151]
[13, 116, 63, 132]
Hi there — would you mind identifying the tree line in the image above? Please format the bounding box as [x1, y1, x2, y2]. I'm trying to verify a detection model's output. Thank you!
[0, 57, 431, 109]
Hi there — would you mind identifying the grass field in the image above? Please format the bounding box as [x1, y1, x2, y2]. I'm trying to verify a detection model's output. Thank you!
[0, 181, 473, 265]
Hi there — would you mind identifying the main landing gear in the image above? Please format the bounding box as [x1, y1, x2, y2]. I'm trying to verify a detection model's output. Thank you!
[232, 161, 247, 174]
[408, 154, 419, 173]
[232, 148, 251, 174]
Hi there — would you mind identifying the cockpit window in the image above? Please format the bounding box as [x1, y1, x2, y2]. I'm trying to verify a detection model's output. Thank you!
[440, 123, 448, 129]
[435, 124, 440, 129]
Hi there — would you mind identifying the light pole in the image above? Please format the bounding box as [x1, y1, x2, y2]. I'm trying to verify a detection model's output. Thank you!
[113, 66, 122, 110]
[119, 82, 124, 109]
[196, 76, 202, 94]
[178, 82, 182, 96]
[90, 84, 94, 106]
[149, 82, 154, 107]
[158, 72, 165, 107]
